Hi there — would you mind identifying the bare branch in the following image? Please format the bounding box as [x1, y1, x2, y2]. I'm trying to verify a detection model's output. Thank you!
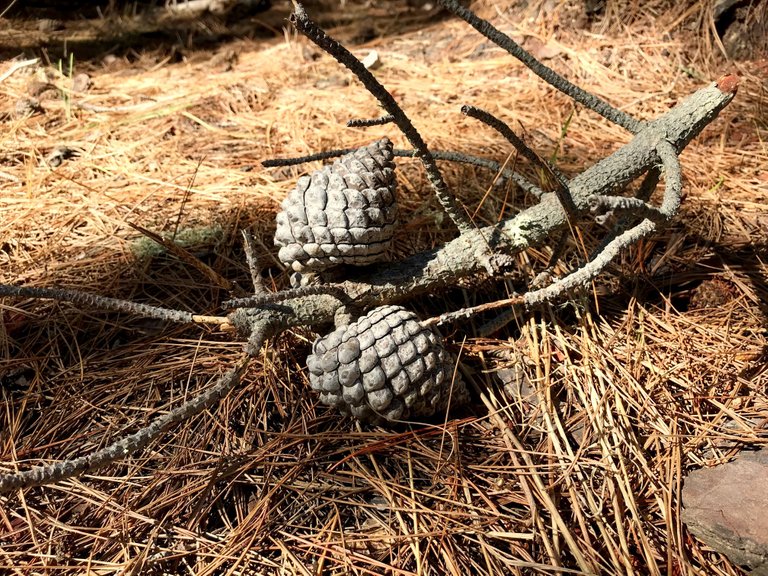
[0, 284, 195, 324]
[0, 354, 254, 492]
[347, 114, 395, 128]
[312, 80, 737, 312]
[4, 82, 735, 344]
[528, 220, 657, 306]
[223, 284, 353, 309]
[588, 195, 667, 222]
[290, 3, 473, 232]
[590, 165, 661, 240]
[437, 0, 644, 133]
[264, 147, 544, 198]
[522, 140, 684, 307]
[656, 139, 683, 218]
[461, 104, 578, 216]
[233, 81, 736, 344]
[224, 80, 733, 340]
[241, 229, 266, 295]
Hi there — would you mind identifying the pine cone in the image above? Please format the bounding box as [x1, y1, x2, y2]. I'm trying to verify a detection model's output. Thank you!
[274, 138, 398, 273]
[307, 305, 469, 423]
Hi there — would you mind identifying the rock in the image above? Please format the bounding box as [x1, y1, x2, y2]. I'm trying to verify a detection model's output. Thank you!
[71, 73, 91, 93]
[683, 448, 768, 574]
[361, 50, 381, 70]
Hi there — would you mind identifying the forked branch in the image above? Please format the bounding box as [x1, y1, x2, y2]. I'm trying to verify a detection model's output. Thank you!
[290, 4, 473, 232]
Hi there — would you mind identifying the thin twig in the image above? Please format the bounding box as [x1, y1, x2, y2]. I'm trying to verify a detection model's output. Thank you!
[476, 232, 569, 335]
[0, 355, 253, 492]
[590, 166, 661, 248]
[262, 147, 354, 167]
[426, 220, 658, 325]
[347, 114, 395, 128]
[241, 229, 266, 295]
[438, 0, 644, 133]
[0, 284, 195, 324]
[290, 3, 473, 232]
[461, 104, 578, 216]
[591, 140, 681, 222]
[263, 147, 545, 198]
[425, 150, 544, 198]
[523, 219, 656, 306]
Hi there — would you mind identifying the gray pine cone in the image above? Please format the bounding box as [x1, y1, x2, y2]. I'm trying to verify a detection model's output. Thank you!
[274, 138, 398, 273]
[307, 305, 469, 423]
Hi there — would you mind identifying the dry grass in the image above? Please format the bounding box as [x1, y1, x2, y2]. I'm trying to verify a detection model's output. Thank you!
[1, 0, 767, 574]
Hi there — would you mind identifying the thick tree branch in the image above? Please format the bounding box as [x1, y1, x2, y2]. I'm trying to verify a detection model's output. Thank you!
[225, 79, 735, 338]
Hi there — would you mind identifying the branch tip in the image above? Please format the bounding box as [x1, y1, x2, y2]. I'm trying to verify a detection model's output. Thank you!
[439, 0, 643, 133]
[715, 74, 739, 95]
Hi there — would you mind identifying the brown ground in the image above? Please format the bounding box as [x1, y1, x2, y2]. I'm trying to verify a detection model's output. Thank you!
[1, 0, 767, 574]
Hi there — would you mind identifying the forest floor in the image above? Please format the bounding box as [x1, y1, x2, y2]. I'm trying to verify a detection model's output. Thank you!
[1, 0, 767, 574]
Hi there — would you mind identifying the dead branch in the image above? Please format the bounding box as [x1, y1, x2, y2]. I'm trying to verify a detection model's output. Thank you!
[264, 147, 545, 198]
[0, 2, 738, 492]
[0, 284, 195, 324]
[0, 355, 253, 491]
[460, 104, 577, 216]
[437, 0, 644, 133]
[290, 4, 473, 233]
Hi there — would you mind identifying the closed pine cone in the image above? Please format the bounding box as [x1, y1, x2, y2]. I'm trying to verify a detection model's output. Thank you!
[274, 138, 398, 273]
[307, 305, 469, 423]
